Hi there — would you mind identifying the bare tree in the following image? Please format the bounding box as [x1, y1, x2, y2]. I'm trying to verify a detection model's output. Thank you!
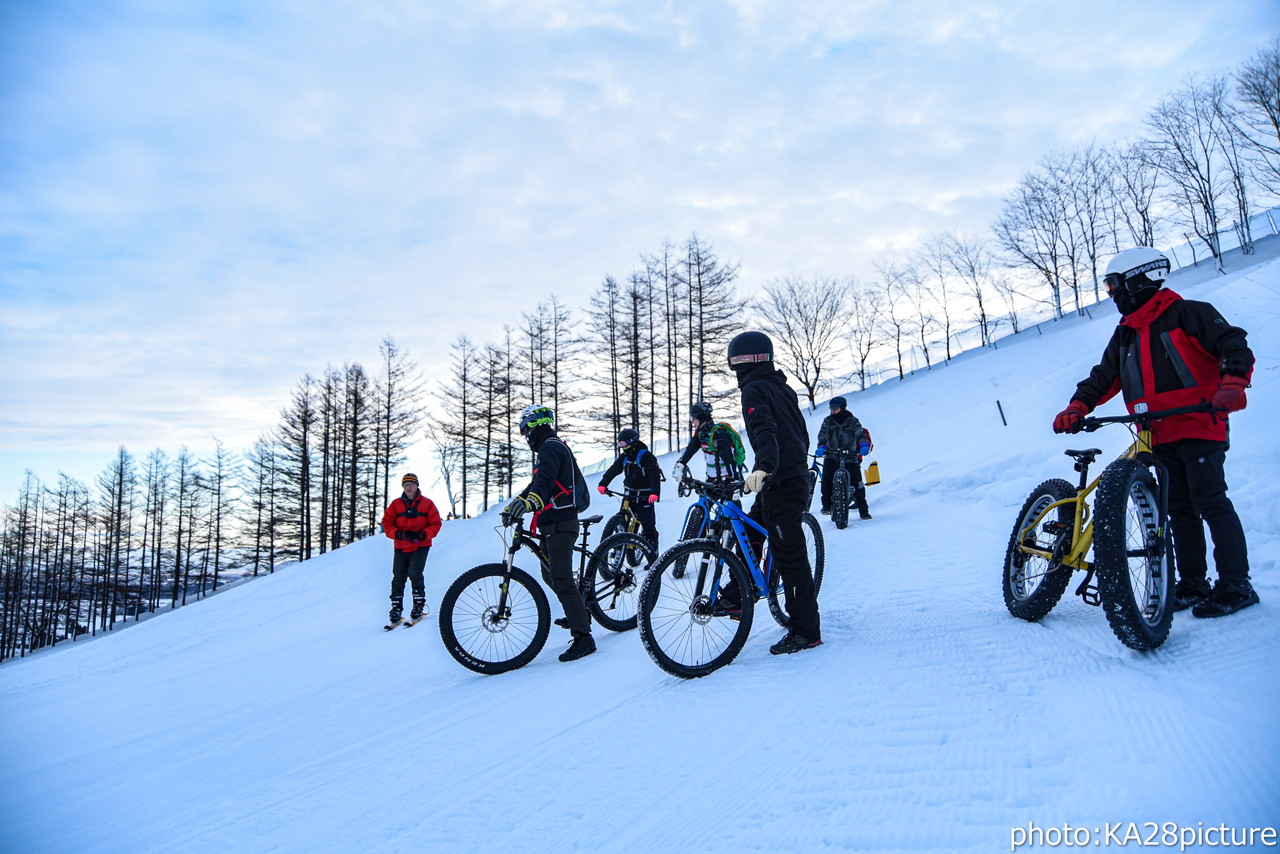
[942, 233, 997, 348]
[1234, 38, 1280, 197]
[1145, 75, 1232, 271]
[845, 279, 885, 390]
[874, 258, 915, 380]
[756, 276, 848, 410]
[1108, 141, 1164, 249]
[993, 168, 1070, 317]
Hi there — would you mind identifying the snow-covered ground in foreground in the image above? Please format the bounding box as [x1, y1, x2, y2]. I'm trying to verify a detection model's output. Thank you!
[2, 251, 1279, 854]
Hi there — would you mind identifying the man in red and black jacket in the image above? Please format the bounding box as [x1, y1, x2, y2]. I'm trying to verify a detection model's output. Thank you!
[381, 473, 442, 625]
[1053, 247, 1256, 618]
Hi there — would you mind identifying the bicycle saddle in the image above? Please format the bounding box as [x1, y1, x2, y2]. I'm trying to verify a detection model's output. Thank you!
[579, 514, 604, 527]
[1064, 448, 1102, 464]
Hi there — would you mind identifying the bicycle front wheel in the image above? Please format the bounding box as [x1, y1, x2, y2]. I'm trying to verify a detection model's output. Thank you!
[1094, 460, 1173, 651]
[831, 468, 850, 529]
[584, 532, 655, 632]
[638, 539, 754, 678]
[766, 511, 825, 627]
[1002, 478, 1076, 622]
[439, 564, 551, 674]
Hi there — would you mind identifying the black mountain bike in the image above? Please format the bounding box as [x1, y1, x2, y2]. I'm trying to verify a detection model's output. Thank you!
[439, 514, 655, 674]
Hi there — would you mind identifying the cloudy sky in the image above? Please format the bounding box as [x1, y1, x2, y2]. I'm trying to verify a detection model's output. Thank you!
[1, 0, 1276, 501]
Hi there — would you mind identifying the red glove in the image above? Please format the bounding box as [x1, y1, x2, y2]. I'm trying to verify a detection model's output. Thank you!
[1053, 400, 1090, 434]
[1212, 376, 1248, 412]
[647, 494, 659, 504]
[597, 484, 608, 495]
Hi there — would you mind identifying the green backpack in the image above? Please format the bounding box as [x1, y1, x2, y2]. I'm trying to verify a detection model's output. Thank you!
[709, 422, 748, 468]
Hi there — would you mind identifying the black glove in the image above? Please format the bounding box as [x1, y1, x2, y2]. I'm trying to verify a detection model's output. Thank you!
[407, 530, 425, 543]
[501, 495, 536, 527]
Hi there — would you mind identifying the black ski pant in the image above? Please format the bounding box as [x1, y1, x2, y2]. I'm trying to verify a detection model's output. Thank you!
[1153, 438, 1251, 590]
[633, 499, 660, 549]
[748, 475, 821, 641]
[390, 547, 429, 607]
[820, 454, 867, 514]
[541, 519, 592, 637]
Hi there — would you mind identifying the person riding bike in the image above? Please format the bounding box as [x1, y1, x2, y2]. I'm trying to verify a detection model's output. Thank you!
[502, 405, 596, 661]
[672, 401, 743, 484]
[1052, 247, 1257, 618]
[598, 427, 663, 550]
[815, 396, 873, 520]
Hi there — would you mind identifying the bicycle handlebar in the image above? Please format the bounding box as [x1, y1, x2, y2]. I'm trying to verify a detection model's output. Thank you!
[1075, 402, 1219, 432]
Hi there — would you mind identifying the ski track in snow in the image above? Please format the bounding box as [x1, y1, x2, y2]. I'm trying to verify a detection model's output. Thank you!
[3, 250, 1280, 853]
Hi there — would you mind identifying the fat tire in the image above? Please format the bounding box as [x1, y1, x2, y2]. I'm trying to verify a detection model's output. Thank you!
[1003, 478, 1076, 621]
[584, 532, 655, 632]
[602, 512, 626, 542]
[438, 563, 551, 675]
[831, 468, 850, 529]
[766, 512, 826, 627]
[638, 539, 754, 678]
[1093, 459, 1173, 651]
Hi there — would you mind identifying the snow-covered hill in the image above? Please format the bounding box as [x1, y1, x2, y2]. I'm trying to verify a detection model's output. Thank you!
[3, 251, 1279, 854]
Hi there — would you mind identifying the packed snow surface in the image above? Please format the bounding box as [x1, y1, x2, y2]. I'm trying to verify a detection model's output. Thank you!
[3, 253, 1279, 853]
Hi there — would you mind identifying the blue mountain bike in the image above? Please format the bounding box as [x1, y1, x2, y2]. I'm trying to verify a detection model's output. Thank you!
[637, 476, 824, 678]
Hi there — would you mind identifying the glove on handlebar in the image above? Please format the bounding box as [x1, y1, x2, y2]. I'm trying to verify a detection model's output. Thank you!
[1052, 400, 1090, 434]
[743, 470, 770, 494]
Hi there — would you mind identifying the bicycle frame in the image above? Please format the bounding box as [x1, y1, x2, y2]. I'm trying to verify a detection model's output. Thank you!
[1016, 403, 1210, 575]
[492, 516, 598, 613]
[603, 488, 644, 535]
[683, 478, 773, 599]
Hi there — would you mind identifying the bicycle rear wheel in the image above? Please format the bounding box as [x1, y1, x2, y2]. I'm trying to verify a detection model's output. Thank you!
[584, 532, 655, 632]
[439, 564, 551, 675]
[1002, 478, 1075, 622]
[766, 512, 825, 627]
[638, 539, 754, 678]
[1094, 459, 1173, 651]
[831, 467, 850, 529]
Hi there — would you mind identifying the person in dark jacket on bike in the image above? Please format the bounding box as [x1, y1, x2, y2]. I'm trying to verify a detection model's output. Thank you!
[381, 473, 443, 625]
[1052, 247, 1257, 618]
[725, 331, 822, 655]
[598, 428, 662, 549]
[673, 401, 743, 484]
[815, 396, 873, 520]
[503, 405, 596, 661]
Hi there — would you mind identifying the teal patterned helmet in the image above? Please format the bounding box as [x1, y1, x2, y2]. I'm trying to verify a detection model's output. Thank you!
[518, 404, 555, 437]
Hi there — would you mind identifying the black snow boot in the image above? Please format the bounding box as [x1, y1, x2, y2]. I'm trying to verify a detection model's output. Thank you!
[558, 634, 597, 662]
[1191, 583, 1259, 618]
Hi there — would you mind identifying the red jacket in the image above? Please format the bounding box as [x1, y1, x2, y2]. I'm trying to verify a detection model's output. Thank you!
[381, 493, 442, 552]
[1071, 289, 1254, 444]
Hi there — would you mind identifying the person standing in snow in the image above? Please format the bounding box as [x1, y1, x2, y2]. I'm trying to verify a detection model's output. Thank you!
[381, 473, 442, 625]
[814, 396, 873, 520]
[725, 330, 822, 655]
[1052, 247, 1257, 618]
[502, 404, 596, 663]
[597, 428, 663, 550]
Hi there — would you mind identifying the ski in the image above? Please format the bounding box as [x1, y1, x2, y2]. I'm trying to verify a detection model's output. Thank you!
[384, 620, 407, 631]
[402, 613, 428, 628]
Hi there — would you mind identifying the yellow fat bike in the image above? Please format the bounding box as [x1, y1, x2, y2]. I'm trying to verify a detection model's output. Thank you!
[1002, 402, 1216, 652]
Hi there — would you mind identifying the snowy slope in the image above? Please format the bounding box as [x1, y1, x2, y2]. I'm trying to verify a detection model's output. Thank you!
[2, 254, 1279, 854]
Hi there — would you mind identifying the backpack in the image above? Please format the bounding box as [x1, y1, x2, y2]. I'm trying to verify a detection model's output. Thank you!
[545, 437, 592, 513]
[709, 422, 748, 468]
[625, 448, 667, 482]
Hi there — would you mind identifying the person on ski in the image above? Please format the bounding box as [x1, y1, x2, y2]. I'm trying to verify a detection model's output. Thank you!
[672, 401, 743, 484]
[380, 473, 442, 626]
[723, 331, 823, 655]
[815, 396, 873, 520]
[502, 405, 596, 662]
[1052, 246, 1257, 618]
[597, 427, 662, 550]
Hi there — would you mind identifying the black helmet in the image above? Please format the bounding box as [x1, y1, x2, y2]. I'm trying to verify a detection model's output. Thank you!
[727, 331, 773, 369]
[616, 428, 640, 449]
[690, 401, 713, 422]
[830, 396, 847, 409]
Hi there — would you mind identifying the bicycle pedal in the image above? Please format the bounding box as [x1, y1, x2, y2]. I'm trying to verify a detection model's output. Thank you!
[1041, 520, 1069, 537]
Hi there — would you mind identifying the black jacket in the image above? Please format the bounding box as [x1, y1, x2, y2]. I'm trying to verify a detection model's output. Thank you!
[600, 441, 662, 496]
[816, 409, 866, 452]
[522, 426, 579, 525]
[736, 365, 810, 485]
